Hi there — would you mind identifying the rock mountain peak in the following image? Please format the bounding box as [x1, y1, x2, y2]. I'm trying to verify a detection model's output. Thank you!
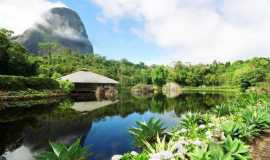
[16, 7, 93, 54]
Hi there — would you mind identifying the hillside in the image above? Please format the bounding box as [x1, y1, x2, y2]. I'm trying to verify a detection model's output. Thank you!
[15, 7, 93, 54]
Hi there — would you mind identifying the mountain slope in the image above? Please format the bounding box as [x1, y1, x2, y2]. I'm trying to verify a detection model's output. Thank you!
[15, 7, 93, 54]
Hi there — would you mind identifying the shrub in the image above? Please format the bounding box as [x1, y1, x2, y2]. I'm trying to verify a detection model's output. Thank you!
[129, 118, 165, 147]
[121, 152, 149, 160]
[143, 135, 184, 160]
[0, 75, 59, 91]
[179, 112, 211, 129]
[36, 139, 89, 160]
[58, 80, 74, 93]
[189, 137, 250, 160]
[221, 121, 259, 142]
[223, 136, 250, 159]
[241, 108, 270, 132]
[212, 104, 238, 117]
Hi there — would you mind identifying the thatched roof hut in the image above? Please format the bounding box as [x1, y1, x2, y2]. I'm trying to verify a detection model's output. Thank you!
[61, 71, 118, 101]
[61, 71, 118, 84]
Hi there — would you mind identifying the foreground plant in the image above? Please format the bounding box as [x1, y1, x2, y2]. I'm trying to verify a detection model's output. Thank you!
[241, 107, 270, 132]
[144, 135, 186, 160]
[120, 152, 149, 160]
[115, 93, 270, 160]
[36, 139, 89, 160]
[189, 136, 250, 160]
[129, 118, 165, 147]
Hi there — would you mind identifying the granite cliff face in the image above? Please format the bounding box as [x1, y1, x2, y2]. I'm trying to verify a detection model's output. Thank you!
[16, 7, 93, 54]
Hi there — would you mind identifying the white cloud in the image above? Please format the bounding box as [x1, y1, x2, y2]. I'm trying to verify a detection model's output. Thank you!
[93, 0, 270, 64]
[0, 0, 66, 35]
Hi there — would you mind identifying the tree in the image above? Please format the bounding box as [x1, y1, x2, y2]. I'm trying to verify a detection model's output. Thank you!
[38, 42, 58, 64]
[151, 66, 168, 87]
[0, 28, 37, 76]
[239, 69, 266, 91]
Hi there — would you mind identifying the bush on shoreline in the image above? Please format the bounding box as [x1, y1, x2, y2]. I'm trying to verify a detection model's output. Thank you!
[0, 75, 60, 91]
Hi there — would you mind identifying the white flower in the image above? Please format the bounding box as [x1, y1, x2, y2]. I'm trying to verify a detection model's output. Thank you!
[180, 128, 187, 133]
[175, 143, 187, 155]
[131, 151, 138, 156]
[192, 139, 203, 146]
[199, 125, 206, 129]
[206, 131, 213, 140]
[150, 151, 174, 160]
[175, 139, 188, 146]
[111, 155, 123, 160]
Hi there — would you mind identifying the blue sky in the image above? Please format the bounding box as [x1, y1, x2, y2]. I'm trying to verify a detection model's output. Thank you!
[1, 0, 270, 64]
[54, 0, 164, 64]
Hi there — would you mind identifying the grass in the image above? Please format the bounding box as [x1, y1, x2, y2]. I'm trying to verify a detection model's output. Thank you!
[182, 86, 240, 93]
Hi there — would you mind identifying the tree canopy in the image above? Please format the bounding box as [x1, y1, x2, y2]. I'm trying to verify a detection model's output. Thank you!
[1, 28, 270, 88]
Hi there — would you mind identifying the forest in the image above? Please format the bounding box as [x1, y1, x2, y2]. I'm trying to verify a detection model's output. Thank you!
[1, 28, 270, 92]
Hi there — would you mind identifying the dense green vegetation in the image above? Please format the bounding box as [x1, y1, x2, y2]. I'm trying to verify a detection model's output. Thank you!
[117, 93, 270, 160]
[0, 29, 38, 76]
[0, 75, 59, 91]
[1, 28, 270, 91]
[36, 139, 89, 160]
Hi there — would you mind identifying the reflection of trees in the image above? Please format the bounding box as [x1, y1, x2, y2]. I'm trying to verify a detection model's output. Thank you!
[0, 101, 93, 155]
[0, 98, 63, 123]
[0, 118, 35, 155]
[0, 92, 231, 156]
[151, 94, 167, 113]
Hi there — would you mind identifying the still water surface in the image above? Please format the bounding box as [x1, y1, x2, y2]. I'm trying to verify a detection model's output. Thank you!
[0, 92, 233, 160]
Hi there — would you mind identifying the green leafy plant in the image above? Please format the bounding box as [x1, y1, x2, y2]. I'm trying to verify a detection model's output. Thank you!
[242, 108, 270, 132]
[129, 118, 165, 147]
[223, 136, 251, 160]
[121, 152, 149, 160]
[188, 137, 250, 160]
[180, 112, 210, 128]
[36, 139, 89, 160]
[188, 146, 209, 160]
[143, 135, 185, 159]
[222, 121, 260, 142]
[178, 112, 211, 139]
[213, 104, 237, 117]
[58, 80, 74, 93]
[144, 135, 176, 154]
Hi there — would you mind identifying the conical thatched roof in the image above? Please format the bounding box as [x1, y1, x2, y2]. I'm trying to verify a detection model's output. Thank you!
[61, 71, 119, 84]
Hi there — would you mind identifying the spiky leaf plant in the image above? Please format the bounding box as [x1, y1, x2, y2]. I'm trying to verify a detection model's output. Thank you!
[129, 118, 165, 147]
[36, 139, 89, 160]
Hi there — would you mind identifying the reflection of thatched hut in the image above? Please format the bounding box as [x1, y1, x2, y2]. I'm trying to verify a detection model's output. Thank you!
[61, 71, 118, 100]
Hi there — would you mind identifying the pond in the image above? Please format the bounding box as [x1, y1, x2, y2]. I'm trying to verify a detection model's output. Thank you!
[0, 92, 234, 160]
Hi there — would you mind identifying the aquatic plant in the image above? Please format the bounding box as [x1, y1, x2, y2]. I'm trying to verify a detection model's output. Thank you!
[36, 139, 89, 160]
[129, 118, 165, 147]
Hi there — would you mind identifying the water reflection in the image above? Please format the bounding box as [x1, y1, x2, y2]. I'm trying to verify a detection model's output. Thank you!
[0, 92, 232, 160]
